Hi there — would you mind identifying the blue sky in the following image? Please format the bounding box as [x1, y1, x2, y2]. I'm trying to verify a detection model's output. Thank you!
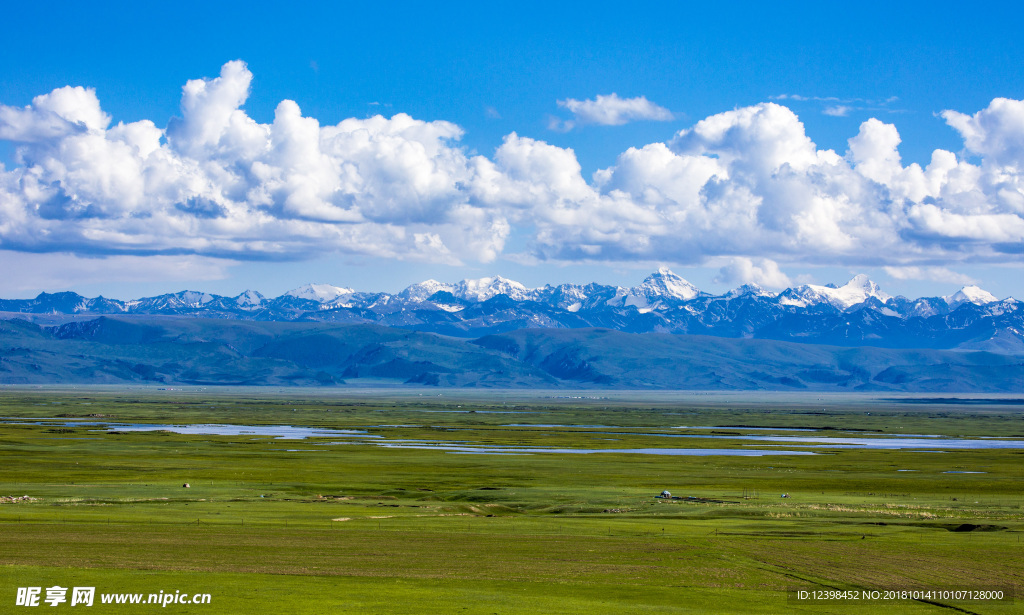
[1, 1, 1022, 300]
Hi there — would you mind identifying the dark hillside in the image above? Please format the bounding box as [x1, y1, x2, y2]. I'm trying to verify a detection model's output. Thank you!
[0, 317, 1020, 391]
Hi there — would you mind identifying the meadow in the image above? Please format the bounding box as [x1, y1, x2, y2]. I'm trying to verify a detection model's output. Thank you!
[0, 388, 1021, 613]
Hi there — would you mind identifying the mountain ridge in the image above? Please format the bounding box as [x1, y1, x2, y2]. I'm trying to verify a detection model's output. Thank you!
[0, 316, 1020, 391]
[0, 271, 1020, 353]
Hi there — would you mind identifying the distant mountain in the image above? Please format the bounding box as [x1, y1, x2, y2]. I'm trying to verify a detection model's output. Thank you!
[944, 285, 998, 309]
[0, 316, 1020, 391]
[284, 283, 354, 304]
[778, 274, 891, 310]
[0, 271, 1020, 352]
[626, 267, 701, 306]
[234, 290, 266, 309]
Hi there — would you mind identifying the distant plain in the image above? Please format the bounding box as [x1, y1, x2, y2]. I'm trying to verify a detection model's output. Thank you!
[1, 388, 1021, 613]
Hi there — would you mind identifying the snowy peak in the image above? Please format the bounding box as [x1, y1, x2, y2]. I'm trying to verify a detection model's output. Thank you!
[234, 290, 265, 308]
[610, 268, 701, 312]
[786, 275, 891, 310]
[546, 283, 590, 309]
[632, 267, 700, 301]
[397, 279, 456, 302]
[285, 283, 354, 303]
[725, 283, 775, 299]
[837, 274, 891, 305]
[454, 276, 532, 302]
[399, 276, 535, 303]
[945, 285, 998, 307]
[175, 291, 215, 307]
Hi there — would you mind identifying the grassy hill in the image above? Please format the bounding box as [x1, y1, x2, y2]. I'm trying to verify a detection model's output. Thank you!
[0, 316, 1020, 391]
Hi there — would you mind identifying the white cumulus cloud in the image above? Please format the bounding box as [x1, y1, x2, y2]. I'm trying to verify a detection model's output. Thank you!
[941, 97, 1024, 168]
[1, 62, 1023, 276]
[0, 86, 110, 142]
[0, 61, 508, 265]
[552, 93, 673, 131]
[714, 257, 792, 288]
[519, 100, 1024, 268]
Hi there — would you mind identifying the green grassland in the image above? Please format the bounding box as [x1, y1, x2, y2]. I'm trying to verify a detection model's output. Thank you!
[0, 388, 1022, 613]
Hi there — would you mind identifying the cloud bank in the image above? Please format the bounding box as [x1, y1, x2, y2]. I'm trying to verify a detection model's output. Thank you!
[0, 251, 232, 294]
[882, 265, 977, 285]
[714, 257, 792, 289]
[1, 61, 1023, 273]
[0, 61, 507, 264]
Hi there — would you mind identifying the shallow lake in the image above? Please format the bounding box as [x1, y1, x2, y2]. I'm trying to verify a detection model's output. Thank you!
[10, 418, 1024, 453]
[370, 443, 816, 456]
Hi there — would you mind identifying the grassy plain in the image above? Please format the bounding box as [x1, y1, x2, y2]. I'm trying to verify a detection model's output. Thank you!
[0, 388, 1022, 613]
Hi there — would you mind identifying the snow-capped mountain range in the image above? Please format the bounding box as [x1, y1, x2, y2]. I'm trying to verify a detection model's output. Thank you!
[1, 269, 1020, 352]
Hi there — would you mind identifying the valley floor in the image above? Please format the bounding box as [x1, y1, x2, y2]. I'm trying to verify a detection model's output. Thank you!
[0, 389, 1021, 613]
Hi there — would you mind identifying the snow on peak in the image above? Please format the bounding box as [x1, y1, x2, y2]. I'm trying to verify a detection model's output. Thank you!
[234, 290, 265, 307]
[840, 274, 890, 302]
[791, 275, 890, 310]
[453, 276, 532, 302]
[179, 291, 214, 306]
[633, 268, 700, 301]
[285, 283, 354, 303]
[397, 276, 534, 303]
[945, 285, 998, 307]
[397, 279, 456, 302]
[725, 283, 775, 299]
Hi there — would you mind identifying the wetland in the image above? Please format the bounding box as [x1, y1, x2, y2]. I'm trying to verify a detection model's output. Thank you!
[0, 388, 1021, 613]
